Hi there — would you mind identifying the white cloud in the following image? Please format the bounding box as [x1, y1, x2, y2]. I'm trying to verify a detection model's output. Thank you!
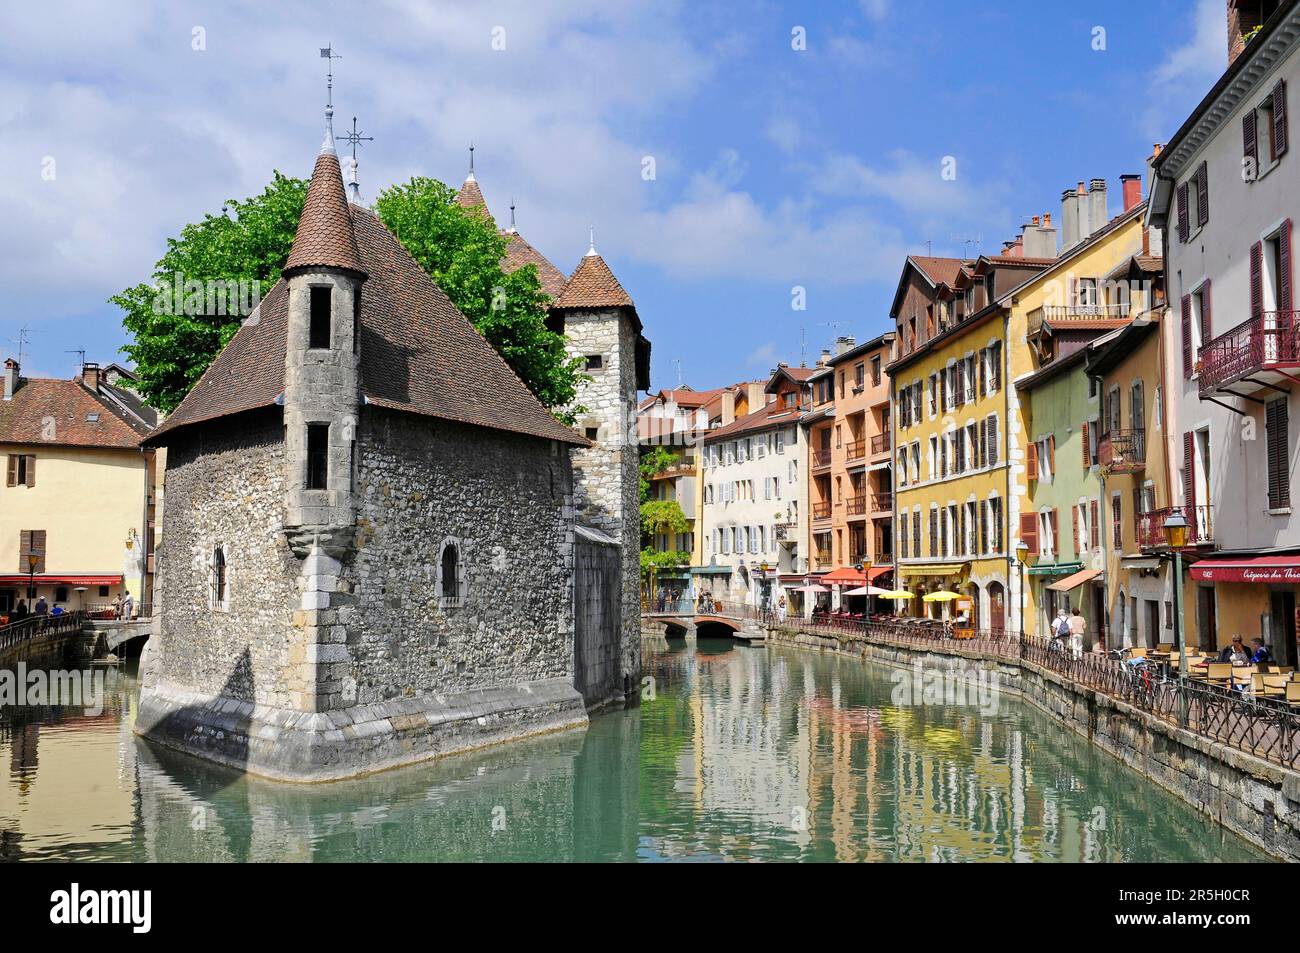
[1144, 0, 1225, 138]
[746, 342, 778, 367]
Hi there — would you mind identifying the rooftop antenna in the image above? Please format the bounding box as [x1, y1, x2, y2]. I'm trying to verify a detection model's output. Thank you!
[926, 240, 932, 256]
[65, 349, 86, 371]
[8, 326, 40, 367]
[799, 325, 806, 367]
[673, 358, 683, 389]
[951, 233, 982, 258]
[339, 115, 373, 203]
[319, 44, 342, 147]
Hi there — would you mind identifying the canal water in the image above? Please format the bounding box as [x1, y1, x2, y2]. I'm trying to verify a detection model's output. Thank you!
[0, 638, 1270, 861]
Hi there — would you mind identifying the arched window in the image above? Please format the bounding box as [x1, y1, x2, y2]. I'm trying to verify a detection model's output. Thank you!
[437, 538, 463, 609]
[210, 545, 228, 612]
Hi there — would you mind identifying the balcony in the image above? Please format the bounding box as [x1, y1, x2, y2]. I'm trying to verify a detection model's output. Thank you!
[845, 495, 867, 517]
[872, 492, 893, 514]
[1198, 311, 1300, 396]
[870, 432, 891, 456]
[811, 448, 833, 471]
[1136, 505, 1215, 550]
[773, 521, 796, 542]
[812, 501, 833, 521]
[1098, 429, 1146, 472]
[845, 438, 867, 462]
[814, 549, 832, 567]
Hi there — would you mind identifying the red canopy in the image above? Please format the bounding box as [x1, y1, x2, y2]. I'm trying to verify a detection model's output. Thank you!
[820, 566, 891, 585]
[1188, 556, 1300, 584]
[0, 574, 123, 586]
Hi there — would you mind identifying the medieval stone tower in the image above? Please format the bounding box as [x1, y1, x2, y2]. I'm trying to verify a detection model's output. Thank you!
[553, 238, 651, 699]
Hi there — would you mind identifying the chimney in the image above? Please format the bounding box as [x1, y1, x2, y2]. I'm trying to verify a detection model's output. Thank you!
[1022, 214, 1057, 259]
[1060, 188, 1081, 249]
[1088, 178, 1108, 235]
[81, 361, 101, 392]
[2, 358, 17, 401]
[1228, 1, 1265, 67]
[818, 347, 832, 366]
[1121, 173, 1142, 211]
[746, 380, 766, 410]
[720, 390, 735, 426]
[836, 335, 856, 355]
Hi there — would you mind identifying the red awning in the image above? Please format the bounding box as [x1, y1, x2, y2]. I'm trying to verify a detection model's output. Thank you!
[0, 574, 123, 587]
[821, 566, 891, 585]
[1188, 556, 1300, 584]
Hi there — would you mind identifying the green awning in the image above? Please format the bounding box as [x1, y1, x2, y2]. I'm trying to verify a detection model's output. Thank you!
[1028, 561, 1082, 577]
[690, 565, 734, 575]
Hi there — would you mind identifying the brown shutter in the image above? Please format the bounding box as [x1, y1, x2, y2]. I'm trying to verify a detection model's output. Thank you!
[1027, 441, 1038, 480]
[978, 419, 987, 468]
[1019, 512, 1039, 553]
[1081, 421, 1090, 467]
[18, 530, 31, 573]
[1244, 108, 1259, 171]
[980, 500, 989, 554]
[1251, 241, 1264, 318]
[1200, 279, 1213, 346]
[1090, 500, 1100, 549]
[1274, 78, 1288, 158]
[1195, 161, 1209, 227]
[6, 455, 15, 487]
[978, 350, 987, 398]
[1181, 294, 1193, 378]
[1049, 509, 1059, 557]
[1267, 400, 1291, 510]
[1176, 182, 1189, 243]
[988, 416, 998, 464]
[34, 530, 45, 573]
[1183, 432, 1196, 512]
[24, 455, 34, 488]
[1048, 435, 1056, 475]
[1280, 219, 1293, 314]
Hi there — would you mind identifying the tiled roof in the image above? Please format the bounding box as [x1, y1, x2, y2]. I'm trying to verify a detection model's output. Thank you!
[909, 255, 969, 287]
[284, 151, 365, 276]
[702, 401, 803, 441]
[147, 196, 586, 447]
[653, 387, 724, 408]
[556, 251, 634, 310]
[454, 175, 486, 211]
[503, 231, 568, 300]
[0, 377, 153, 449]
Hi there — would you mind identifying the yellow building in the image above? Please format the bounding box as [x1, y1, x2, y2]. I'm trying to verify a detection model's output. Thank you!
[0, 360, 158, 617]
[889, 252, 1052, 632]
[1007, 196, 1150, 638]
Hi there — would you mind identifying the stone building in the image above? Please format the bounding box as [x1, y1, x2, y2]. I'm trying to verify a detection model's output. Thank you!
[135, 125, 639, 780]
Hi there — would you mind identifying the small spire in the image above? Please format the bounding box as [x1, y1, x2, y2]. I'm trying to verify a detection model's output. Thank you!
[466, 141, 476, 181]
[506, 197, 517, 234]
[319, 44, 342, 156]
[585, 224, 597, 257]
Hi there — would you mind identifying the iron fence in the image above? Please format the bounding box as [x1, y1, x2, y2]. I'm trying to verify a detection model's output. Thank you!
[0, 610, 85, 653]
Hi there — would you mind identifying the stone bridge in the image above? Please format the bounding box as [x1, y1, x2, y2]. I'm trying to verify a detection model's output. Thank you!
[640, 609, 770, 642]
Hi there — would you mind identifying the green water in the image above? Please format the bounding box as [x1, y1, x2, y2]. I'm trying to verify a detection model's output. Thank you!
[0, 639, 1270, 862]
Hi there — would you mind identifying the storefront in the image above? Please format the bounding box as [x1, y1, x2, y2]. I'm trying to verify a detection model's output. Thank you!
[820, 565, 892, 614]
[0, 574, 124, 616]
[899, 563, 969, 619]
[1188, 554, 1300, 667]
[1044, 567, 1104, 650]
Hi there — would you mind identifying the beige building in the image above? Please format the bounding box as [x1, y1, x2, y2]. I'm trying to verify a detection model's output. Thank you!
[0, 360, 158, 617]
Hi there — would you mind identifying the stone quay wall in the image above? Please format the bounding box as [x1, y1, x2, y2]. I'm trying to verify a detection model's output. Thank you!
[766, 623, 1300, 861]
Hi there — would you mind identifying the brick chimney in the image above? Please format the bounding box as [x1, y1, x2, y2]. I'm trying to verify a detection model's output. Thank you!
[835, 335, 857, 355]
[1121, 173, 1143, 211]
[81, 361, 101, 391]
[2, 358, 17, 401]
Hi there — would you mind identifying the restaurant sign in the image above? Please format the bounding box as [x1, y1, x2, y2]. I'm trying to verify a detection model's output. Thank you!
[1190, 561, 1300, 583]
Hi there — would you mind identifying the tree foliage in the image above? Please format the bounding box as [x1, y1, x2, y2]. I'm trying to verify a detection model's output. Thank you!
[639, 446, 690, 577]
[112, 172, 586, 420]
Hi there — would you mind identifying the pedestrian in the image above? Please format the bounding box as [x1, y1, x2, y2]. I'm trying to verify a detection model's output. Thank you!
[777, 595, 787, 624]
[34, 595, 48, 617]
[13, 600, 28, 621]
[1068, 607, 1087, 659]
[1249, 637, 1274, 666]
[1052, 608, 1071, 651]
[123, 592, 134, 619]
[1219, 635, 1252, 665]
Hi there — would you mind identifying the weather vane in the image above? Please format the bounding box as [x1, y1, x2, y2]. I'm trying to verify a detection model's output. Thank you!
[320, 44, 342, 138]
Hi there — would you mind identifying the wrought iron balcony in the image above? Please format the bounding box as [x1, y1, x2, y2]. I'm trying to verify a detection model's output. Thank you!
[1136, 505, 1214, 550]
[1098, 429, 1146, 472]
[811, 448, 833, 470]
[773, 521, 796, 542]
[812, 501, 833, 520]
[1197, 311, 1300, 395]
[845, 495, 867, 516]
[872, 492, 893, 513]
[846, 438, 867, 462]
[871, 432, 891, 455]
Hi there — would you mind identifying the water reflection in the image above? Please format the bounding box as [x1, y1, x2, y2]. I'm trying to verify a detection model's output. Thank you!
[0, 642, 1270, 862]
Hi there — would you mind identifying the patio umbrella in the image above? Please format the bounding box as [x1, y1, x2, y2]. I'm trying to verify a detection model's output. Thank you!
[879, 590, 915, 600]
[794, 584, 829, 593]
[922, 590, 962, 602]
[843, 585, 893, 596]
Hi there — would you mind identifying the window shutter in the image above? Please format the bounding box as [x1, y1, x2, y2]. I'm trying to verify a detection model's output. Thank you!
[1027, 441, 1038, 481]
[1267, 400, 1291, 510]
[1195, 161, 1209, 227]
[1176, 182, 1189, 243]
[1081, 422, 1090, 467]
[978, 419, 987, 468]
[1274, 78, 1288, 158]
[1200, 280, 1213, 347]
[980, 500, 989, 554]
[1251, 241, 1264, 318]
[24, 455, 34, 488]
[32, 530, 45, 574]
[1244, 108, 1259, 170]
[18, 530, 31, 573]
[1049, 509, 1059, 556]
[6, 455, 15, 488]
[1181, 294, 1193, 378]
[978, 350, 986, 398]
[1183, 432, 1196, 511]
[1073, 506, 1080, 554]
[988, 417, 998, 464]
[1280, 219, 1293, 314]
[1019, 513, 1039, 553]
[1048, 435, 1056, 475]
[1090, 500, 1100, 549]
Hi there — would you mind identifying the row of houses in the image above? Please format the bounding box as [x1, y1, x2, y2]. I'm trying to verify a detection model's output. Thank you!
[641, 0, 1300, 663]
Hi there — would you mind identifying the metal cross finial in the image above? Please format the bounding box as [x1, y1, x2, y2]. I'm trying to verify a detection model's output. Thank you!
[588, 224, 596, 254]
[469, 141, 475, 174]
[340, 116, 373, 163]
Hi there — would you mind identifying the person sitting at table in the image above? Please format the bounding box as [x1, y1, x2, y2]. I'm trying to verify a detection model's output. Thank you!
[1249, 637, 1274, 666]
[1219, 635, 1252, 665]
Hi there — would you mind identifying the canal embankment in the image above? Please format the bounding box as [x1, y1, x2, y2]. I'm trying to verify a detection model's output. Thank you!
[765, 622, 1300, 862]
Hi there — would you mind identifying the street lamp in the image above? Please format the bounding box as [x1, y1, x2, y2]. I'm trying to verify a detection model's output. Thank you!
[26, 551, 39, 607]
[1163, 508, 1190, 709]
[1015, 540, 1031, 649]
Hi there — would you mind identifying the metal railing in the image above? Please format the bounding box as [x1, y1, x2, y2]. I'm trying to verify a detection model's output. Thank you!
[1198, 310, 1300, 392]
[1040, 303, 1129, 321]
[1136, 505, 1214, 549]
[871, 432, 891, 455]
[773, 521, 796, 541]
[845, 438, 866, 461]
[845, 495, 867, 516]
[1098, 428, 1145, 470]
[811, 449, 833, 469]
[872, 492, 892, 513]
[0, 610, 86, 653]
[812, 501, 832, 520]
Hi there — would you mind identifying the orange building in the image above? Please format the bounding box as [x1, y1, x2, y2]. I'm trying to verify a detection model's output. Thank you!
[804, 334, 896, 607]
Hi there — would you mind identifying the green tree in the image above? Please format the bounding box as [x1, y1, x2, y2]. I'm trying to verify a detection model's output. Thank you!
[112, 173, 586, 420]
[639, 447, 690, 580]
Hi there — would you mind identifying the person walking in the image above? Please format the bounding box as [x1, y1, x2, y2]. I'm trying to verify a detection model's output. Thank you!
[34, 595, 48, 617]
[1052, 608, 1071, 652]
[1067, 607, 1087, 659]
[777, 595, 787, 624]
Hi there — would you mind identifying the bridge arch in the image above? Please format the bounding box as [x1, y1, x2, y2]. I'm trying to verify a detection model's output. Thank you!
[694, 617, 741, 639]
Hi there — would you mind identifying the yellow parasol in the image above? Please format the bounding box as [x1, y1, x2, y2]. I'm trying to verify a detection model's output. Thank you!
[879, 589, 915, 600]
[922, 590, 962, 602]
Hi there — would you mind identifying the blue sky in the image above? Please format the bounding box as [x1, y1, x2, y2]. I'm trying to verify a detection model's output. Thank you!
[0, 0, 1225, 392]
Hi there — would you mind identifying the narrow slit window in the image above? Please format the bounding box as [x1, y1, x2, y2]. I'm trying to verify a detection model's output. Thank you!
[306, 423, 329, 490]
[309, 286, 332, 349]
